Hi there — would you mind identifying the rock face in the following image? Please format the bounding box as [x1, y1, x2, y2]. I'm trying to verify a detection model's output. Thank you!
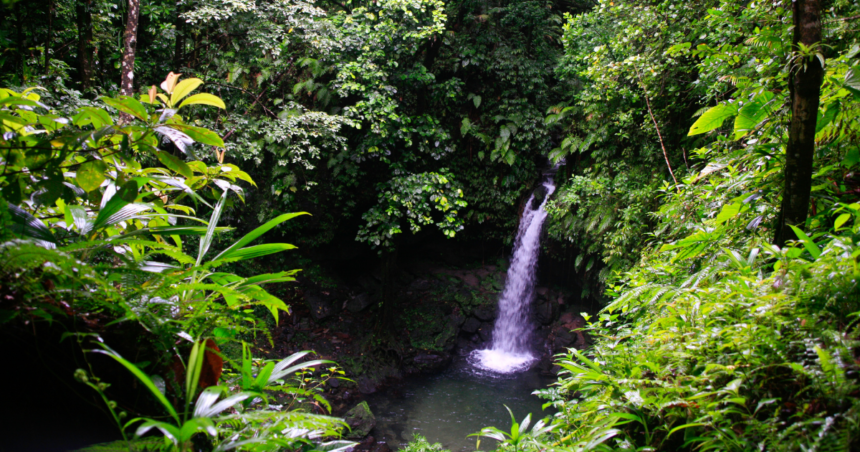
[344, 401, 376, 439]
[306, 291, 338, 321]
[346, 293, 372, 313]
[549, 312, 588, 353]
[461, 317, 481, 333]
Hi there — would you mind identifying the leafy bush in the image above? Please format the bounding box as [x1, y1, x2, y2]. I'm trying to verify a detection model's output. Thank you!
[0, 75, 350, 451]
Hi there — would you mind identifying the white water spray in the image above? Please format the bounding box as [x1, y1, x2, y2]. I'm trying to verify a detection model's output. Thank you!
[470, 171, 557, 374]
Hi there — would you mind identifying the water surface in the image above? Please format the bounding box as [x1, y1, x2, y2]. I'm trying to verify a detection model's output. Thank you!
[365, 358, 555, 451]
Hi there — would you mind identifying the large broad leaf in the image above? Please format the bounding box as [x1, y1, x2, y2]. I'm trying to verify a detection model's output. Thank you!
[845, 65, 860, 98]
[733, 92, 776, 139]
[170, 78, 204, 105]
[168, 124, 225, 148]
[156, 151, 193, 178]
[7, 203, 56, 247]
[177, 93, 226, 110]
[155, 126, 194, 155]
[212, 212, 308, 262]
[92, 184, 151, 231]
[688, 103, 738, 136]
[101, 96, 147, 121]
[76, 160, 108, 192]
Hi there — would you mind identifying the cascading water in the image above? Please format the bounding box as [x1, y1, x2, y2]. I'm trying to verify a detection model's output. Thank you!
[469, 170, 557, 374]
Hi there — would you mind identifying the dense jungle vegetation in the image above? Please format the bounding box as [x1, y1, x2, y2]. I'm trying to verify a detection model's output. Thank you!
[2, 0, 860, 450]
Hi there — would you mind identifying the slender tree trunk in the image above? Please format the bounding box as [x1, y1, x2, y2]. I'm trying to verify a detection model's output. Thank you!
[174, 0, 186, 70]
[15, 3, 24, 84]
[44, 0, 53, 74]
[76, 0, 94, 90]
[119, 0, 141, 122]
[120, 0, 140, 96]
[774, 0, 824, 246]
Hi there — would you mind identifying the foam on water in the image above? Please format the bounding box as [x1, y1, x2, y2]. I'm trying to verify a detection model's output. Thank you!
[471, 172, 556, 374]
[469, 349, 536, 373]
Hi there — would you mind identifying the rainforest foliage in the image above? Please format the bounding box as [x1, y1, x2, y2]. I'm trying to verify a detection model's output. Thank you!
[2, 0, 860, 450]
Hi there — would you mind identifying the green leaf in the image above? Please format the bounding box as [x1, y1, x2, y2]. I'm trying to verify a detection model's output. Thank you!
[77, 160, 108, 192]
[197, 189, 229, 265]
[789, 225, 821, 259]
[171, 78, 205, 105]
[460, 117, 471, 136]
[844, 148, 860, 167]
[177, 93, 226, 110]
[213, 212, 308, 262]
[7, 202, 57, 245]
[167, 124, 225, 148]
[666, 423, 706, 439]
[214, 243, 297, 263]
[116, 180, 140, 203]
[156, 151, 193, 178]
[101, 96, 147, 121]
[715, 202, 742, 225]
[845, 65, 860, 97]
[92, 191, 151, 231]
[688, 104, 738, 136]
[92, 346, 180, 424]
[733, 92, 775, 138]
[835, 213, 851, 230]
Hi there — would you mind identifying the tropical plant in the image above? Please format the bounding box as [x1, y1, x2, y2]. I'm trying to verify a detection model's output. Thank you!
[470, 406, 556, 452]
[78, 339, 349, 452]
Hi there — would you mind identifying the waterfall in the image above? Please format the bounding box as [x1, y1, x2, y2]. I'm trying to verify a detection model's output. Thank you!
[470, 171, 557, 373]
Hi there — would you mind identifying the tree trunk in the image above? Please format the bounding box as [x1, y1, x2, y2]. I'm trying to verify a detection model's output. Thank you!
[174, 0, 186, 70]
[76, 0, 94, 90]
[15, 3, 24, 84]
[774, 0, 824, 246]
[119, 0, 141, 103]
[44, 0, 53, 74]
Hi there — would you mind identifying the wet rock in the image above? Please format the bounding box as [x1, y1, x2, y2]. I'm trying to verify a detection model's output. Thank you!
[478, 323, 493, 342]
[347, 293, 372, 313]
[344, 402, 376, 439]
[461, 317, 481, 334]
[559, 312, 576, 324]
[449, 311, 466, 328]
[553, 329, 575, 350]
[534, 298, 558, 325]
[306, 292, 338, 321]
[412, 353, 451, 372]
[408, 278, 432, 291]
[473, 304, 496, 321]
[461, 273, 479, 288]
[435, 324, 458, 350]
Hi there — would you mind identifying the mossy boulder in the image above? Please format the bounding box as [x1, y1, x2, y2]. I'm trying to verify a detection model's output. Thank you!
[344, 401, 376, 439]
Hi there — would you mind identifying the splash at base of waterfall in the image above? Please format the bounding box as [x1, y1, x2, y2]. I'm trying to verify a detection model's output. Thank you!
[468, 349, 536, 374]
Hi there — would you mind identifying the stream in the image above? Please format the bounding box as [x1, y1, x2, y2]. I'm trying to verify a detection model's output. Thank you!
[365, 356, 556, 452]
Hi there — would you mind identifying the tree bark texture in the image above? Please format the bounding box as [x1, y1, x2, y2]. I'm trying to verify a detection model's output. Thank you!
[76, 0, 94, 90]
[174, 0, 186, 70]
[120, 0, 141, 100]
[44, 0, 53, 74]
[775, 0, 824, 246]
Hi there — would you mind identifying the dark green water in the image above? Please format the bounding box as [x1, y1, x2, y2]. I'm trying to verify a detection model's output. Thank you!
[364, 357, 556, 451]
